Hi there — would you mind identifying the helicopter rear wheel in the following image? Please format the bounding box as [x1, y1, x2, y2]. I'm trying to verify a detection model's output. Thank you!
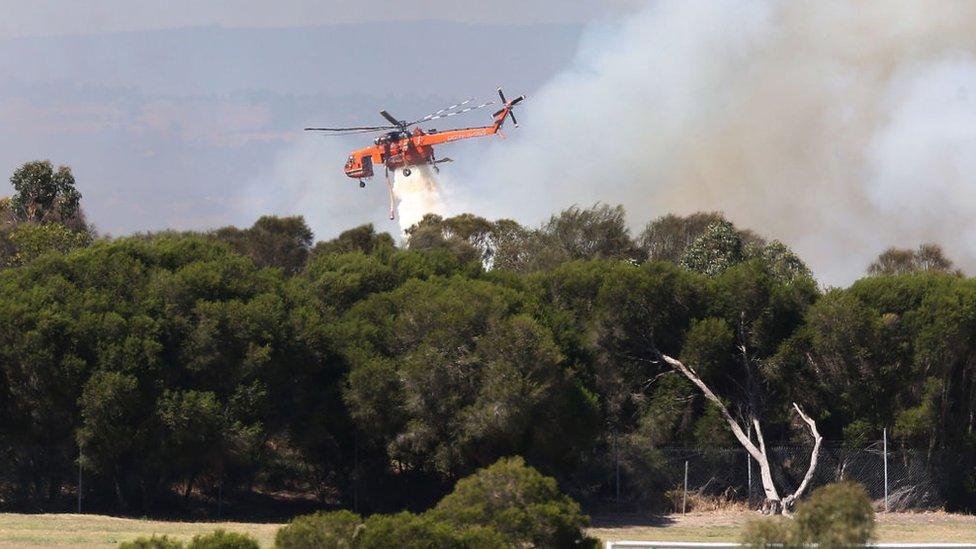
[402, 168, 412, 177]
[359, 180, 366, 188]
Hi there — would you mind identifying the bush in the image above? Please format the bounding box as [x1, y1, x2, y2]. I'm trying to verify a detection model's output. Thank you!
[792, 482, 875, 548]
[275, 510, 362, 548]
[119, 536, 184, 549]
[428, 456, 597, 548]
[188, 529, 259, 549]
[274, 457, 594, 548]
[740, 517, 792, 548]
[740, 483, 876, 548]
[357, 512, 505, 548]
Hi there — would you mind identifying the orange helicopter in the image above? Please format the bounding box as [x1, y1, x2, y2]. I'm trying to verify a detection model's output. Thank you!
[305, 88, 524, 219]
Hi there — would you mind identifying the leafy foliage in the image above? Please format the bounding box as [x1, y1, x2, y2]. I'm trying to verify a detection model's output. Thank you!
[214, 215, 314, 274]
[119, 536, 185, 549]
[429, 456, 596, 548]
[9, 160, 82, 224]
[1, 222, 92, 267]
[792, 482, 875, 547]
[187, 530, 260, 549]
[0, 176, 974, 515]
[741, 483, 874, 548]
[681, 220, 744, 276]
[275, 457, 590, 548]
[639, 211, 726, 262]
[275, 510, 363, 549]
[740, 516, 792, 548]
[868, 243, 958, 276]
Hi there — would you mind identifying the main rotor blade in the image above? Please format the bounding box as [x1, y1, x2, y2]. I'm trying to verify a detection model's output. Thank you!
[305, 125, 394, 132]
[380, 110, 402, 126]
[408, 100, 495, 126]
[508, 111, 518, 128]
[414, 99, 473, 124]
[510, 95, 525, 106]
[497, 88, 507, 103]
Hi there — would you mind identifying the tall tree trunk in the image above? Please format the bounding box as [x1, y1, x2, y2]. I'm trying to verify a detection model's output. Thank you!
[657, 352, 822, 514]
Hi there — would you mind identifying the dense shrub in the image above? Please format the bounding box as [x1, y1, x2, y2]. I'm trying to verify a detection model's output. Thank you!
[274, 510, 363, 548]
[740, 483, 875, 548]
[118, 536, 184, 549]
[187, 529, 259, 549]
[792, 482, 875, 547]
[274, 457, 594, 548]
[358, 512, 506, 548]
[428, 456, 597, 548]
[740, 516, 792, 548]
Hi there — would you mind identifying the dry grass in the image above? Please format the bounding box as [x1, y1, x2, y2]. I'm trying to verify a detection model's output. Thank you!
[0, 513, 281, 548]
[0, 510, 972, 547]
[588, 510, 976, 544]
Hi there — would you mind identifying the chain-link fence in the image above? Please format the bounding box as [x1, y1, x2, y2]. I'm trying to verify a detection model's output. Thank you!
[1, 439, 972, 516]
[569, 437, 972, 513]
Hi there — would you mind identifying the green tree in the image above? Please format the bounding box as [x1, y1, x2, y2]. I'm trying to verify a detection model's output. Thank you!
[341, 276, 598, 481]
[868, 243, 958, 276]
[77, 371, 142, 507]
[214, 216, 314, 274]
[9, 160, 82, 224]
[638, 211, 726, 263]
[2, 222, 92, 267]
[312, 223, 395, 257]
[680, 220, 744, 276]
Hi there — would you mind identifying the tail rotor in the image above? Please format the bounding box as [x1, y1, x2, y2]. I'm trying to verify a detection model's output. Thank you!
[494, 87, 525, 127]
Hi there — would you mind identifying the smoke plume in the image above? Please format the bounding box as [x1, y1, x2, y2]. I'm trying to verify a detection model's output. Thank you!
[453, 0, 976, 284]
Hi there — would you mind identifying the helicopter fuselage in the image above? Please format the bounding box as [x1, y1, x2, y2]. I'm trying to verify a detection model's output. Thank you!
[343, 109, 509, 180]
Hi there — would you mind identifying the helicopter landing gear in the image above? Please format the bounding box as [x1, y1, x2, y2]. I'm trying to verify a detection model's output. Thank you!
[402, 167, 412, 177]
[359, 179, 366, 188]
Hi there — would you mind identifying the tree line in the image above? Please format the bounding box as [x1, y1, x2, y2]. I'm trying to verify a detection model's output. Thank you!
[0, 161, 973, 514]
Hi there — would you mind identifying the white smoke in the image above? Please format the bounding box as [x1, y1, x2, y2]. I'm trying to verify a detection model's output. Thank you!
[451, 0, 976, 285]
[239, 134, 451, 241]
[392, 165, 447, 234]
[237, 134, 403, 239]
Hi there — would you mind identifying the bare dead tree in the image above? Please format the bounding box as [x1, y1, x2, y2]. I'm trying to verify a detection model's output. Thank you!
[656, 351, 822, 514]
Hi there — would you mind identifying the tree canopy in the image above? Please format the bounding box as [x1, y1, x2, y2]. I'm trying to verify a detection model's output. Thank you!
[0, 163, 973, 514]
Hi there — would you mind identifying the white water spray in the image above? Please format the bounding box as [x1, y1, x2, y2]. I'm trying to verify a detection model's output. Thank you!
[392, 165, 446, 233]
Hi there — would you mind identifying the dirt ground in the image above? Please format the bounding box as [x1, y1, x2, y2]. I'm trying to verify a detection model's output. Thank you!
[588, 510, 976, 543]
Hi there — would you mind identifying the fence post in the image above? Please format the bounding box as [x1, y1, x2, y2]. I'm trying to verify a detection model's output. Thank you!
[614, 432, 620, 510]
[682, 460, 689, 514]
[883, 427, 889, 513]
[218, 475, 223, 521]
[77, 445, 83, 514]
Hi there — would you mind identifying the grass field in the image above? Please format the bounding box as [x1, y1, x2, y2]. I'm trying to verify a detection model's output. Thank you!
[589, 511, 976, 544]
[0, 514, 281, 548]
[0, 511, 973, 547]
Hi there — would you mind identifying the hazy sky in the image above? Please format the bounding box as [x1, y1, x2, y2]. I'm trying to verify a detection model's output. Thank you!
[0, 1, 625, 38]
[0, 1, 628, 236]
[7, 1, 972, 285]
